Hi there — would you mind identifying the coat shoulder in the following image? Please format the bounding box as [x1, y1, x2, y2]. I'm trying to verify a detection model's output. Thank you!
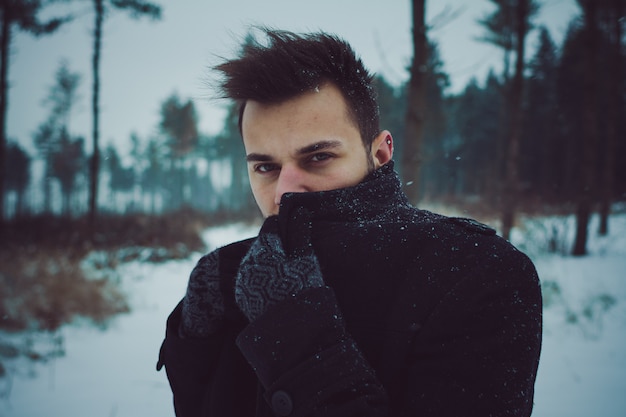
[445, 216, 497, 236]
[401, 209, 532, 272]
[408, 208, 495, 234]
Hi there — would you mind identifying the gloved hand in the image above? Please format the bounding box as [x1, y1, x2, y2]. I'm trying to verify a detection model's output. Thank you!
[180, 249, 225, 338]
[235, 208, 324, 322]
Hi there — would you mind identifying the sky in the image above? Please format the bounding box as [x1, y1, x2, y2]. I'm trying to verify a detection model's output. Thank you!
[7, 0, 581, 157]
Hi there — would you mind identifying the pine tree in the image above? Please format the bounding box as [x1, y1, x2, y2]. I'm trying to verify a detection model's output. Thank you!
[142, 137, 164, 214]
[597, 0, 625, 235]
[557, 20, 586, 204]
[33, 61, 81, 215]
[0, 0, 70, 221]
[87, 0, 161, 228]
[159, 93, 199, 209]
[451, 73, 503, 198]
[4, 140, 30, 217]
[50, 131, 85, 216]
[213, 102, 255, 214]
[105, 143, 133, 212]
[418, 41, 450, 199]
[478, 0, 540, 239]
[572, 0, 600, 256]
[402, 0, 428, 205]
[524, 27, 561, 203]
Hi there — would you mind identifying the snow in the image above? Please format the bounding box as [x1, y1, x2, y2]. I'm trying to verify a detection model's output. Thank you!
[0, 223, 258, 417]
[523, 214, 626, 417]
[1, 216, 625, 417]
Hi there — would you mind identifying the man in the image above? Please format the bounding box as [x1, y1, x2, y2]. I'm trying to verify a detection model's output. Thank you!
[157, 29, 542, 417]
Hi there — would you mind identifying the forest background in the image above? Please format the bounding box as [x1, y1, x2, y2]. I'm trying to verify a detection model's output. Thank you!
[0, 0, 625, 352]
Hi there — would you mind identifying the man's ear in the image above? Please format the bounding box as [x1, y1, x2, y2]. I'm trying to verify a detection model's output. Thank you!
[371, 130, 393, 169]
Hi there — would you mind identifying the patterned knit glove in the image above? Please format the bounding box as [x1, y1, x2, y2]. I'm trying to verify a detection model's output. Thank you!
[180, 249, 225, 338]
[235, 208, 324, 322]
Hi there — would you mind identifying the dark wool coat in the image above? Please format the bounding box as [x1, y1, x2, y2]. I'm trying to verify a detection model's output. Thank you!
[157, 162, 542, 417]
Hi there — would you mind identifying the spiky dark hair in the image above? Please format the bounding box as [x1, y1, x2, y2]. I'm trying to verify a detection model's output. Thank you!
[214, 28, 380, 147]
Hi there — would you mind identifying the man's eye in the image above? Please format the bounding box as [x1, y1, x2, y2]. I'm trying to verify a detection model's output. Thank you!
[310, 153, 333, 163]
[254, 163, 278, 173]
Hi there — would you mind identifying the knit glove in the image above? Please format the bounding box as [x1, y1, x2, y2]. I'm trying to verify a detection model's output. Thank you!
[180, 249, 225, 338]
[235, 208, 324, 322]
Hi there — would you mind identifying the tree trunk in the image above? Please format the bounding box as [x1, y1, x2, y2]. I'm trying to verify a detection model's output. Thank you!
[598, 0, 622, 236]
[16, 187, 26, 217]
[572, 0, 599, 256]
[539, 117, 553, 203]
[490, 80, 507, 208]
[43, 170, 52, 213]
[0, 8, 11, 223]
[89, 0, 103, 230]
[401, 0, 427, 205]
[501, 0, 529, 240]
[62, 186, 71, 217]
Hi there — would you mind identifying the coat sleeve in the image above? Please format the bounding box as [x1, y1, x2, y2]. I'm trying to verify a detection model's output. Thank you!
[157, 238, 256, 417]
[157, 301, 226, 417]
[236, 286, 389, 417]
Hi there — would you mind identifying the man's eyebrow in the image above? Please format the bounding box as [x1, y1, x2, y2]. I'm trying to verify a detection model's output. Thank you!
[296, 140, 343, 155]
[246, 153, 272, 162]
[245, 140, 343, 162]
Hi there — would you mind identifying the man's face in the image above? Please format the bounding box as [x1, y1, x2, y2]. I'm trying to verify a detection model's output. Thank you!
[241, 83, 391, 217]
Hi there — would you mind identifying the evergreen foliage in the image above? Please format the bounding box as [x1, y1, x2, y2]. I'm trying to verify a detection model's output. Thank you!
[4, 141, 30, 216]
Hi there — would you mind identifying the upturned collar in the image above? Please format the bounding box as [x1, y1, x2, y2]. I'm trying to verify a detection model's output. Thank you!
[277, 161, 410, 225]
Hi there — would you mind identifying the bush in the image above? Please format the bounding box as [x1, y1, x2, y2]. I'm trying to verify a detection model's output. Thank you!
[0, 208, 223, 333]
[0, 246, 129, 332]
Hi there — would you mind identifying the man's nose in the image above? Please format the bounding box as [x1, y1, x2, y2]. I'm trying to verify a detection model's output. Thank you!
[274, 164, 308, 206]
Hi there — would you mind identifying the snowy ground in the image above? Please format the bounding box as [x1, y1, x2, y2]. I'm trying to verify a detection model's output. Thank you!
[1, 214, 625, 417]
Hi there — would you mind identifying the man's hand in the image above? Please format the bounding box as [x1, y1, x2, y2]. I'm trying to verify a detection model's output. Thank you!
[235, 209, 324, 322]
[180, 249, 224, 338]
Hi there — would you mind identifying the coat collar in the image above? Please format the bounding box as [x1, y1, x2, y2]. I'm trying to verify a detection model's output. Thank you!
[277, 161, 410, 224]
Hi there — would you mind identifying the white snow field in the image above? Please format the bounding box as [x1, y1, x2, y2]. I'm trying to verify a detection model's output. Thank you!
[1, 215, 625, 417]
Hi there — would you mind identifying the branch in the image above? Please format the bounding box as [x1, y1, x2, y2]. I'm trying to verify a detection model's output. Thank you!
[428, 5, 465, 32]
[110, 0, 162, 20]
[23, 15, 74, 36]
[13, 0, 74, 37]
